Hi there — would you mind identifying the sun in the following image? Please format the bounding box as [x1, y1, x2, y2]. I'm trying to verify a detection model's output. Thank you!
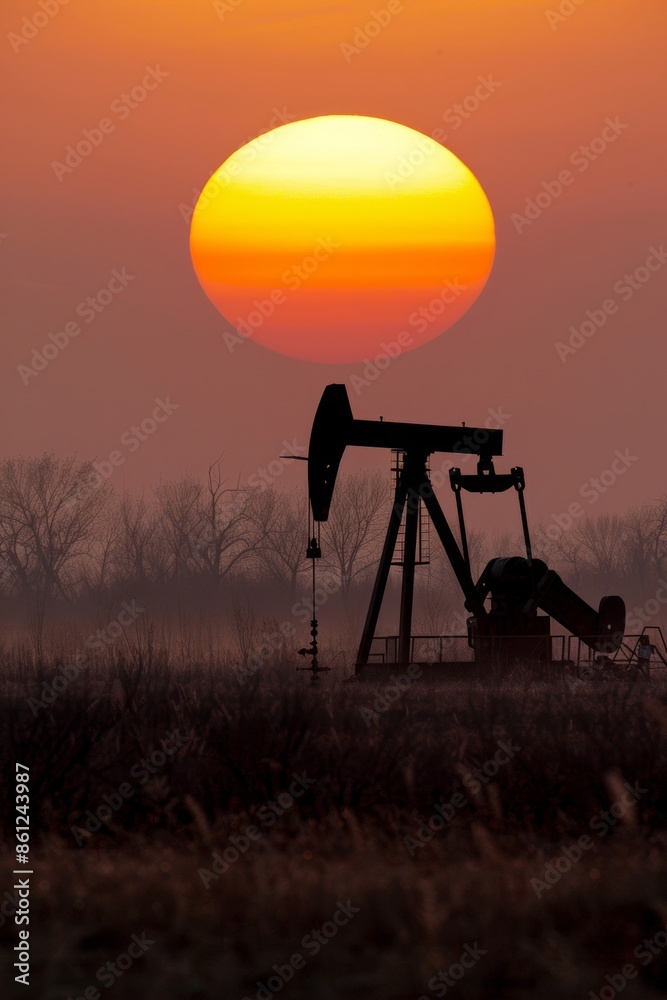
[190, 115, 495, 364]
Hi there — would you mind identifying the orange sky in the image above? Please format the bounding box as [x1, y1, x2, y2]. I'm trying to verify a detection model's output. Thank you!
[1, 0, 666, 530]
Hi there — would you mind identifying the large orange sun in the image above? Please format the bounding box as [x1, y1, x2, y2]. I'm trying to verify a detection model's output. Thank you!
[190, 115, 495, 363]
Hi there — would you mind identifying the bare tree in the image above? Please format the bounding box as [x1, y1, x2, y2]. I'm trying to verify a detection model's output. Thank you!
[248, 487, 308, 597]
[619, 503, 659, 595]
[153, 476, 201, 578]
[154, 459, 255, 581]
[320, 471, 390, 598]
[0, 454, 112, 600]
[649, 498, 667, 582]
[82, 495, 121, 595]
[197, 460, 255, 579]
[544, 513, 626, 596]
[106, 492, 167, 586]
[576, 514, 626, 584]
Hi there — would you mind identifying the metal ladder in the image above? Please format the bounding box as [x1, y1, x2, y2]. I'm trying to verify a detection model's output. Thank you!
[391, 449, 430, 566]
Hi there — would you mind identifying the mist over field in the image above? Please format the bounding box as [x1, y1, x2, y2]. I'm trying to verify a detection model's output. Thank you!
[1, 454, 667, 997]
[1, 454, 666, 661]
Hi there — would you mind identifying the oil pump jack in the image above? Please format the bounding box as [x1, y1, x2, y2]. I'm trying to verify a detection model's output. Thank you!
[300, 384, 625, 678]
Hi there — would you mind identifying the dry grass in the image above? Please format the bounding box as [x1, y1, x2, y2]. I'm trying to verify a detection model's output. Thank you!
[1, 654, 667, 998]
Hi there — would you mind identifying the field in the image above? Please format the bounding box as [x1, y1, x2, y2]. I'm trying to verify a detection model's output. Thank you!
[2, 650, 667, 1000]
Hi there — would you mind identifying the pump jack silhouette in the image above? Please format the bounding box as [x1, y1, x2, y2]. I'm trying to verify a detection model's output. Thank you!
[304, 384, 625, 676]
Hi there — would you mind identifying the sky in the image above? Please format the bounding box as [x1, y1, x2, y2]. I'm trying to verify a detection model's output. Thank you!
[1, 0, 666, 536]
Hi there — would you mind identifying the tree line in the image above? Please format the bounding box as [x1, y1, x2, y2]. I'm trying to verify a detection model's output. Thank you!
[0, 454, 665, 636]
